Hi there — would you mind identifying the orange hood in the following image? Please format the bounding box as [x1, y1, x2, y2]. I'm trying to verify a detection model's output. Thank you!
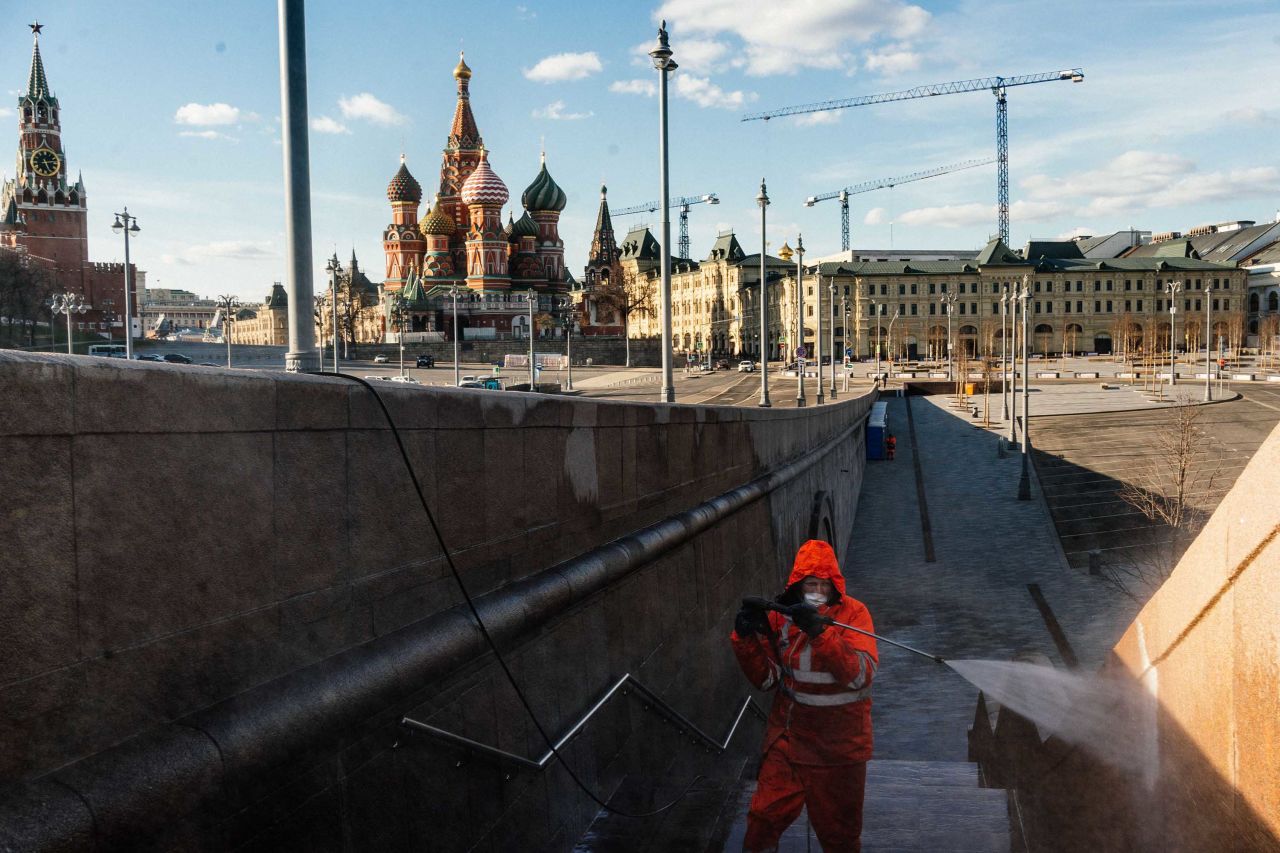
[786, 539, 846, 597]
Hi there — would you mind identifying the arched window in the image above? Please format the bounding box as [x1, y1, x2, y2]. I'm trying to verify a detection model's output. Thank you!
[1269, 291, 1279, 312]
[1250, 292, 1260, 312]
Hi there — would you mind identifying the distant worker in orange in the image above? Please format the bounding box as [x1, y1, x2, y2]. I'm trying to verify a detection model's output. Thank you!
[886, 433, 897, 461]
[731, 540, 879, 852]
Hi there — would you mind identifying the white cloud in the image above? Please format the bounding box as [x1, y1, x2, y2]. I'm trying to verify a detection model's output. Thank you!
[1222, 107, 1275, 124]
[864, 45, 920, 75]
[310, 115, 350, 134]
[174, 102, 241, 126]
[179, 130, 236, 141]
[180, 240, 277, 262]
[864, 207, 887, 225]
[896, 202, 991, 228]
[524, 51, 603, 83]
[338, 93, 406, 126]
[610, 79, 656, 97]
[674, 74, 753, 110]
[0, 106, 11, 118]
[532, 100, 594, 121]
[793, 110, 841, 127]
[656, 0, 930, 76]
[1022, 151, 1280, 217]
[515, 4, 536, 19]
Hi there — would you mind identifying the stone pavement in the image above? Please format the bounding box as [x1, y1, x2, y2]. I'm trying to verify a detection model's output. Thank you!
[849, 395, 1138, 761]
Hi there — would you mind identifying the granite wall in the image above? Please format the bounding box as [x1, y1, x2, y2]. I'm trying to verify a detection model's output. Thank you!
[0, 351, 873, 851]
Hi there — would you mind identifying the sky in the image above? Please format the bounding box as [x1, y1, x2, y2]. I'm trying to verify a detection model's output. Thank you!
[3, 0, 1280, 301]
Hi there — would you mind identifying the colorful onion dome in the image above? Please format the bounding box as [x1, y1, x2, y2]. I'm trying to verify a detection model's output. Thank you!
[511, 210, 539, 239]
[418, 195, 455, 236]
[454, 52, 472, 81]
[386, 155, 422, 203]
[521, 153, 567, 213]
[460, 147, 508, 207]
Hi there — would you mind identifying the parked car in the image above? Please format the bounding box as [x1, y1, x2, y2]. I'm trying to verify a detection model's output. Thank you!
[372, 354, 389, 364]
[737, 360, 756, 373]
[162, 353, 192, 364]
[715, 359, 730, 370]
[136, 353, 164, 362]
[387, 375, 421, 384]
[415, 354, 435, 368]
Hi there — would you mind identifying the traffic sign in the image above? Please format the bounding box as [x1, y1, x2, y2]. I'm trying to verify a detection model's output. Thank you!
[795, 346, 805, 358]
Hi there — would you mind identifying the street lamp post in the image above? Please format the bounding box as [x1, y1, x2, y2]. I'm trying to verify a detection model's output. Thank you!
[1001, 286, 1010, 422]
[871, 298, 880, 387]
[325, 253, 340, 373]
[828, 278, 838, 400]
[1017, 279, 1032, 500]
[650, 22, 678, 404]
[1166, 280, 1182, 388]
[1008, 285, 1018, 445]
[527, 292, 537, 390]
[942, 291, 958, 381]
[111, 208, 140, 359]
[450, 284, 461, 387]
[795, 235, 806, 407]
[888, 308, 900, 380]
[216, 294, 240, 367]
[842, 297, 850, 394]
[816, 272, 825, 405]
[50, 292, 87, 354]
[1205, 285, 1212, 402]
[562, 297, 575, 392]
[756, 179, 771, 407]
[390, 293, 407, 377]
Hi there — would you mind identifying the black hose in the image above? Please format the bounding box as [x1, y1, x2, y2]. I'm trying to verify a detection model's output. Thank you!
[315, 373, 705, 818]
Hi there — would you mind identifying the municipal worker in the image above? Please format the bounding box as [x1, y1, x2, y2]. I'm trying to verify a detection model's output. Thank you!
[731, 539, 878, 852]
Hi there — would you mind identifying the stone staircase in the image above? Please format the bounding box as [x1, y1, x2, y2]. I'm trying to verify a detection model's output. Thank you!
[576, 758, 1012, 852]
[718, 759, 1013, 852]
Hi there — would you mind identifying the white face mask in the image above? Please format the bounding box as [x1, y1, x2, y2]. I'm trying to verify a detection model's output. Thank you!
[803, 591, 828, 609]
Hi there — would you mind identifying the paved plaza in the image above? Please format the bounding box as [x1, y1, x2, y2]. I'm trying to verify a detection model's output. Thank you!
[848, 395, 1137, 761]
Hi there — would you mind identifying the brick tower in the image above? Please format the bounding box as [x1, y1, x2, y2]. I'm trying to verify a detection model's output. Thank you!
[1, 22, 88, 273]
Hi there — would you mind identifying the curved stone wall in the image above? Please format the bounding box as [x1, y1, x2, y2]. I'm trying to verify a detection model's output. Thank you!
[0, 352, 873, 851]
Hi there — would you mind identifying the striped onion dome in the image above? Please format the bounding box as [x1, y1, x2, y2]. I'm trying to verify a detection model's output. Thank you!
[521, 154, 567, 212]
[511, 210, 539, 238]
[418, 195, 455, 236]
[459, 147, 508, 207]
[386, 155, 422, 203]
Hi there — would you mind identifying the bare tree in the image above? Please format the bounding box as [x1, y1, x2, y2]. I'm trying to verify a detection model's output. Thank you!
[1225, 308, 1247, 355]
[596, 268, 656, 367]
[0, 251, 55, 349]
[1260, 314, 1280, 372]
[1101, 399, 1222, 602]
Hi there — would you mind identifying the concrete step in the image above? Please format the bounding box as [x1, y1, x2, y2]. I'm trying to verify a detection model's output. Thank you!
[718, 760, 1009, 853]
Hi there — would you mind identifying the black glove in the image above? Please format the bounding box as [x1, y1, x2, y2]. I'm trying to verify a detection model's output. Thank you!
[734, 605, 770, 638]
[790, 602, 828, 638]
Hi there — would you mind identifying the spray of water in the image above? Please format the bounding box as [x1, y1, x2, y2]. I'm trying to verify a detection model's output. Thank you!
[947, 658, 1158, 777]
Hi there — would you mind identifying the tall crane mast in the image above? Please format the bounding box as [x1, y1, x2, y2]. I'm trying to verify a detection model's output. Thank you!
[744, 69, 1085, 245]
[612, 193, 720, 259]
[804, 157, 995, 251]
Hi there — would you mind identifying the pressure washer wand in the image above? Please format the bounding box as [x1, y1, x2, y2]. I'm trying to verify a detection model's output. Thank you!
[742, 597, 945, 664]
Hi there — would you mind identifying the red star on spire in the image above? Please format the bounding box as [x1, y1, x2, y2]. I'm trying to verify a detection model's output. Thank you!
[30, 21, 43, 37]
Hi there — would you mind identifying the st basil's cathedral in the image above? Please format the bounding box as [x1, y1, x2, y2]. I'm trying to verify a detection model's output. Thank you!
[382, 55, 571, 340]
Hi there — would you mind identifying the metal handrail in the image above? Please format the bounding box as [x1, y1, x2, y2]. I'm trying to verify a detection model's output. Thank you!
[401, 673, 768, 771]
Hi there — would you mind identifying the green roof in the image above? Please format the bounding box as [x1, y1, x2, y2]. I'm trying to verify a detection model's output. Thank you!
[974, 238, 1027, 265]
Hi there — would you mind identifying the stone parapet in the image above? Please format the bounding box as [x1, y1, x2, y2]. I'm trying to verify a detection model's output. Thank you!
[0, 351, 873, 851]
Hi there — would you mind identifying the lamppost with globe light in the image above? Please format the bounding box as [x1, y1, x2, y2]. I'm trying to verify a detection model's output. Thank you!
[449, 284, 462, 387]
[794, 235, 806, 407]
[1016, 278, 1032, 500]
[216, 294, 240, 367]
[560, 296, 575, 391]
[756, 178, 771, 407]
[324, 254, 341, 373]
[1166, 280, 1182, 388]
[827, 277, 838, 400]
[941, 291, 958, 382]
[50, 291, 87, 355]
[649, 21, 677, 403]
[111, 208, 140, 359]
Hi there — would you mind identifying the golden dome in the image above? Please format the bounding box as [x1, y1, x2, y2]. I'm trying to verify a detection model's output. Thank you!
[418, 195, 455, 236]
[454, 52, 472, 81]
[778, 241, 793, 261]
